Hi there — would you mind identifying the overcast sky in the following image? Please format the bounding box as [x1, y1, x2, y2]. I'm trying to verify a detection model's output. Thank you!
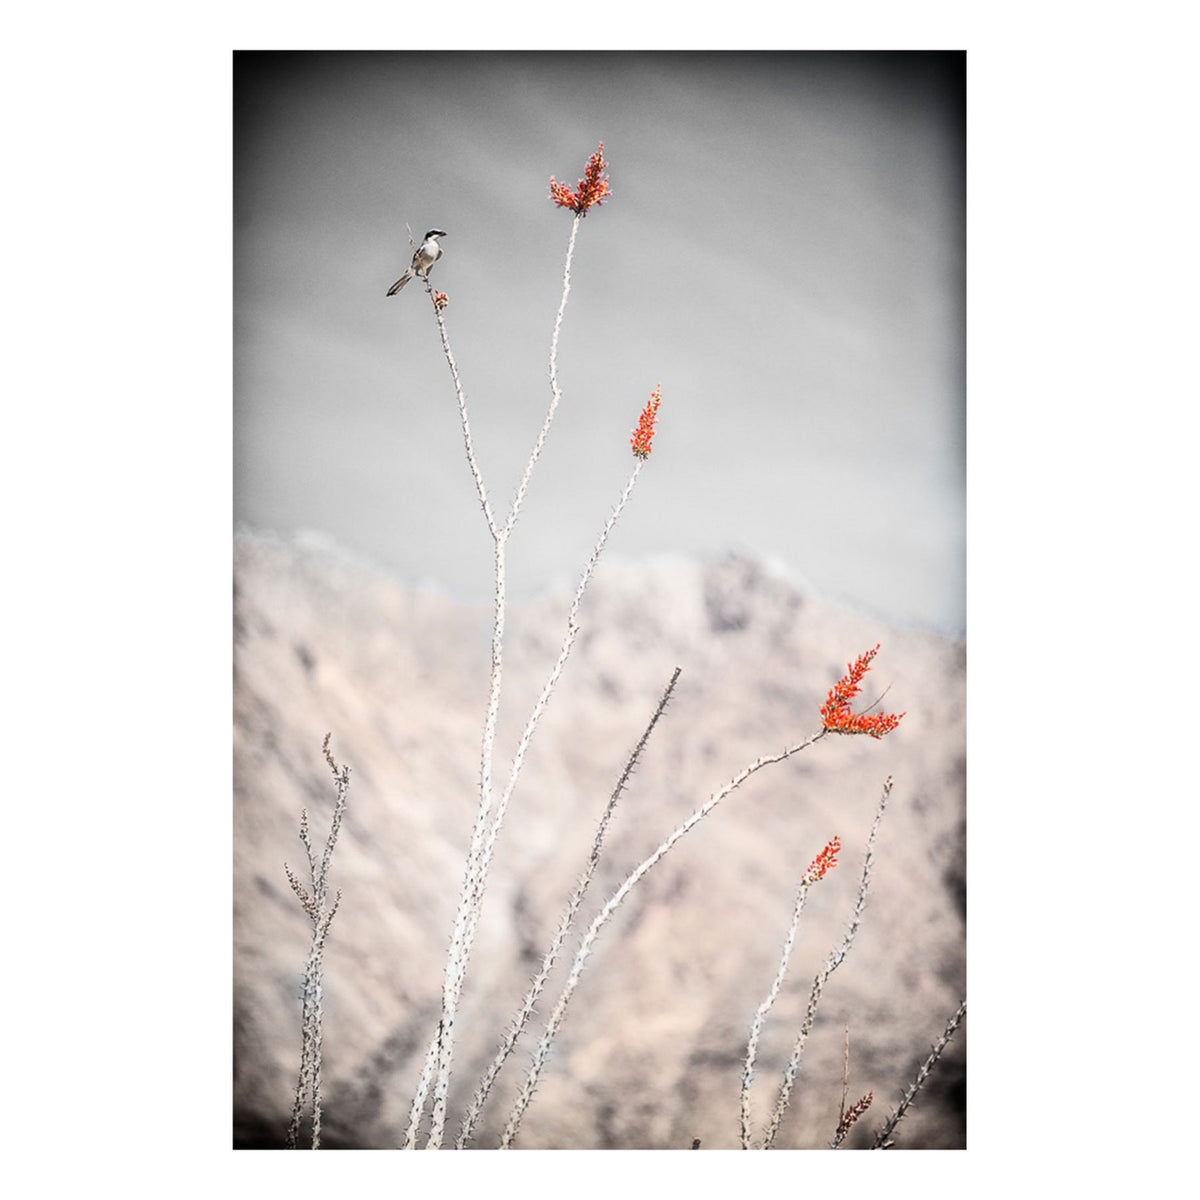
[234, 51, 964, 634]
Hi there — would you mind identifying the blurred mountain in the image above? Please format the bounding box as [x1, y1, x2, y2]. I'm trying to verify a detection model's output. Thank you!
[233, 527, 965, 1149]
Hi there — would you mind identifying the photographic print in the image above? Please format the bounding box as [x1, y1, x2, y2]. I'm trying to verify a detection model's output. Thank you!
[233, 50, 966, 1150]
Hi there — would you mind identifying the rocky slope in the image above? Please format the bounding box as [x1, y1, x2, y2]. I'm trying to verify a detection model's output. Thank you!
[233, 528, 965, 1149]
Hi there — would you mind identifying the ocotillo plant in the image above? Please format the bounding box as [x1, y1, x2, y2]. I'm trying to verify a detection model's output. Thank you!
[281, 143, 964, 1149]
[283, 735, 349, 1150]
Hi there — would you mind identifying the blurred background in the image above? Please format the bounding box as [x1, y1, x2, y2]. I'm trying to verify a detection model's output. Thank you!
[234, 51, 964, 634]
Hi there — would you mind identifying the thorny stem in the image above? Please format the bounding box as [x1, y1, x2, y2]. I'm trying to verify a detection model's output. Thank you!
[456, 667, 682, 1148]
[317, 739, 349, 910]
[421, 538, 508, 1149]
[504, 214, 581, 540]
[500, 730, 829, 1149]
[464, 464, 643, 935]
[872, 999, 966, 1149]
[306, 898, 341, 1147]
[761, 776, 893, 1150]
[298, 808, 318, 888]
[430, 281, 498, 541]
[841, 1025, 851, 1126]
[741, 871, 818, 1148]
[412, 215, 587, 1150]
[408, 277, 506, 1147]
[402, 1036, 438, 1150]
[285, 739, 349, 1150]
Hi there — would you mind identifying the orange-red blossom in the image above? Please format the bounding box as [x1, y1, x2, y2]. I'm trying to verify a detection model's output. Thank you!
[631, 386, 662, 459]
[804, 836, 841, 884]
[820, 644, 905, 738]
[550, 143, 612, 215]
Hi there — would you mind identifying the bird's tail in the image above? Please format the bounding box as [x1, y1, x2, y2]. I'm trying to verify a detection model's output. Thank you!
[386, 270, 414, 296]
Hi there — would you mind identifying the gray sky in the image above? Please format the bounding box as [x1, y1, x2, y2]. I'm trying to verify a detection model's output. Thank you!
[235, 51, 964, 633]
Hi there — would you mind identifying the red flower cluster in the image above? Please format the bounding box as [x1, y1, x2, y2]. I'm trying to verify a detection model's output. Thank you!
[550, 143, 612, 215]
[433, 290, 449, 310]
[804, 836, 841, 884]
[819, 644, 905, 738]
[630, 386, 662, 459]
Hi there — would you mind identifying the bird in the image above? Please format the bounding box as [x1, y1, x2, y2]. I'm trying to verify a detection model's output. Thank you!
[387, 230, 446, 295]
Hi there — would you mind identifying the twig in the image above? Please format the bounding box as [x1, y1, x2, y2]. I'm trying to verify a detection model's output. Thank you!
[872, 999, 966, 1148]
[504, 213, 581, 539]
[760, 776, 893, 1149]
[430, 287, 498, 540]
[840, 1025, 850, 1127]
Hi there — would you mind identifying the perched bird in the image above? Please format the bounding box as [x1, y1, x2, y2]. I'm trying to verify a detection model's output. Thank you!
[387, 230, 446, 295]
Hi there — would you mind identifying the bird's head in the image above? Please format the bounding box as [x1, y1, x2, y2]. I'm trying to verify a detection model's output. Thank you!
[425, 229, 447, 240]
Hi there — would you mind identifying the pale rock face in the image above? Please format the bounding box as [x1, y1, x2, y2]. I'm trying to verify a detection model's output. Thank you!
[233, 529, 965, 1149]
